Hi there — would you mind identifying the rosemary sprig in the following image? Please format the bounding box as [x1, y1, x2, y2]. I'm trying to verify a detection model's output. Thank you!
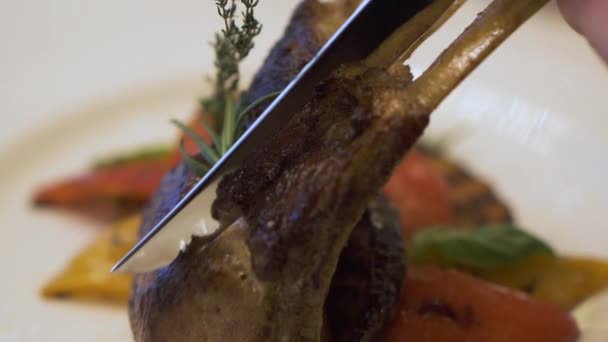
[173, 90, 280, 174]
[201, 0, 262, 120]
[235, 90, 281, 129]
[174, 0, 280, 176]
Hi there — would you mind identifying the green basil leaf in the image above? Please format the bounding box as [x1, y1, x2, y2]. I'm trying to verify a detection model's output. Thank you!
[409, 224, 555, 270]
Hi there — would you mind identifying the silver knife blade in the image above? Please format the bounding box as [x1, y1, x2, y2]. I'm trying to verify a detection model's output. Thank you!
[113, 0, 434, 273]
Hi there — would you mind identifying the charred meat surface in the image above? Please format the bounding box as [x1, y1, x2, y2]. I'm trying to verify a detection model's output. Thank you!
[130, 1, 410, 341]
[206, 55, 425, 340]
[129, 0, 533, 340]
[130, 63, 418, 341]
[130, 161, 405, 341]
[244, 0, 360, 126]
[326, 195, 405, 342]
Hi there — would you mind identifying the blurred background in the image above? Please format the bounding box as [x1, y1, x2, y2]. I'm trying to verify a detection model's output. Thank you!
[0, 0, 299, 149]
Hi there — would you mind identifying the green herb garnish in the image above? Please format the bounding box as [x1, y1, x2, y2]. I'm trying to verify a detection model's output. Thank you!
[409, 224, 555, 270]
[174, 0, 280, 176]
[202, 0, 263, 118]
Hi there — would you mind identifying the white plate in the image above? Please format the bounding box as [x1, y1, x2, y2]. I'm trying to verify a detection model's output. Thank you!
[0, 1, 606, 341]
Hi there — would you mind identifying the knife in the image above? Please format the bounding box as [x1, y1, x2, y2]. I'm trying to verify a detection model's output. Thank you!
[113, 0, 435, 273]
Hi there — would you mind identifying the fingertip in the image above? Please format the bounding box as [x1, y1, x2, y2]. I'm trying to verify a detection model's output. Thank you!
[558, 0, 608, 63]
[557, 0, 585, 33]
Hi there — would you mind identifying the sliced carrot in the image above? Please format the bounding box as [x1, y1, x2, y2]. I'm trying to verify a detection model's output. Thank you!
[34, 158, 170, 207]
[386, 266, 579, 342]
[34, 111, 213, 219]
[384, 151, 453, 239]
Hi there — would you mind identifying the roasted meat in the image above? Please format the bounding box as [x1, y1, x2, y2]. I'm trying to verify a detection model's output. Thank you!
[244, 0, 360, 115]
[130, 160, 405, 341]
[129, 0, 548, 341]
[130, 2, 409, 339]
[325, 194, 405, 341]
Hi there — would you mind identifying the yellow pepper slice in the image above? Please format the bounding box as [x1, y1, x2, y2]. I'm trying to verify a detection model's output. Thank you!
[42, 215, 140, 304]
[480, 254, 608, 310]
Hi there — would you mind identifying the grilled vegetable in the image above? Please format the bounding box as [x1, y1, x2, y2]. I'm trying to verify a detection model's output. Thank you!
[385, 266, 579, 342]
[480, 254, 608, 310]
[420, 145, 513, 226]
[92, 145, 171, 169]
[42, 215, 140, 303]
[384, 150, 453, 239]
[408, 224, 554, 270]
[32, 114, 209, 220]
[408, 225, 608, 310]
[33, 158, 171, 220]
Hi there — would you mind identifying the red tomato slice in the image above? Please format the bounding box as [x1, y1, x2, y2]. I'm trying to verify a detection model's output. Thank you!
[384, 151, 453, 239]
